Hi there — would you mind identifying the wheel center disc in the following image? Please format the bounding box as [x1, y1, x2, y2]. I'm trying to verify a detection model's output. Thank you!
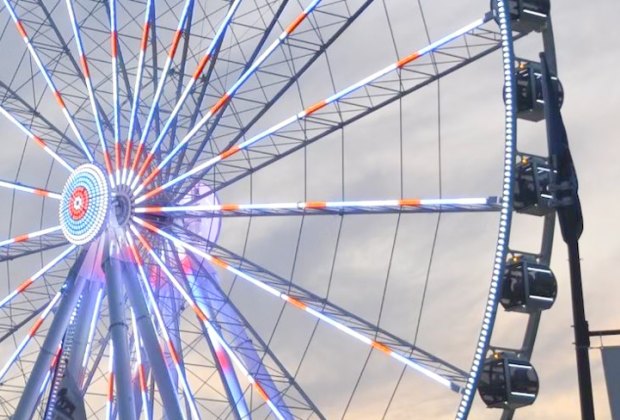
[69, 186, 89, 220]
[59, 164, 110, 245]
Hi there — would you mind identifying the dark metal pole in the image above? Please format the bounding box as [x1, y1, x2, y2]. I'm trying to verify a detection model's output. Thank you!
[538, 46, 593, 419]
[567, 240, 595, 420]
[589, 330, 620, 337]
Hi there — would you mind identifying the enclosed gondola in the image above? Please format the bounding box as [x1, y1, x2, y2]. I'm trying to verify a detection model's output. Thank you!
[478, 353, 540, 409]
[502, 256, 557, 312]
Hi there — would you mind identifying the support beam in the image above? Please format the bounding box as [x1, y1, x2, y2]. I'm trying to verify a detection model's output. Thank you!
[103, 243, 137, 420]
[13, 250, 87, 419]
[66, 281, 103, 389]
[121, 254, 185, 418]
[175, 252, 247, 420]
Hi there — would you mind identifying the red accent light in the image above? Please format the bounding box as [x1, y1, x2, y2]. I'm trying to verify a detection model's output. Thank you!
[68, 186, 89, 220]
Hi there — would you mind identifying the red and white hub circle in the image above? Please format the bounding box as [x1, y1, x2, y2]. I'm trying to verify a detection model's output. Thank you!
[59, 164, 111, 245]
[68, 186, 89, 221]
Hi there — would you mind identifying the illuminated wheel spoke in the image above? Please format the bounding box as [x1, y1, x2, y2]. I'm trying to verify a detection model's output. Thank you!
[0, 291, 63, 383]
[136, 0, 322, 192]
[128, 0, 195, 184]
[0, 234, 69, 265]
[181, 252, 323, 418]
[136, 196, 501, 217]
[0, 105, 74, 172]
[119, 241, 200, 419]
[172, 0, 370, 196]
[175, 13, 515, 204]
[64, 0, 113, 180]
[178, 254, 250, 419]
[128, 227, 288, 420]
[0, 179, 61, 200]
[122, 0, 155, 185]
[109, 0, 123, 186]
[1, 0, 94, 162]
[134, 15, 490, 201]
[135, 218, 467, 392]
[0, 245, 77, 310]
[132, 0, 243, 190]
[0, 226, 62, 249]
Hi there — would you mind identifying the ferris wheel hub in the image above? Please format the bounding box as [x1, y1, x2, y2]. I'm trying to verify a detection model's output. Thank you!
[111, 185, 133, 228]
[59, 164, 111, 245]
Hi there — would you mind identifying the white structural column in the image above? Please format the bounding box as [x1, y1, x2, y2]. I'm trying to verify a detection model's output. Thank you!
[65, 281, 103, 388]
[121, 256, 185, 418]
[102, 244, 137, 420]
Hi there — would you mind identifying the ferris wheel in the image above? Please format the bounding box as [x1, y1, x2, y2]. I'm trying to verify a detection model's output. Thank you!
[0, 0, 562, 418]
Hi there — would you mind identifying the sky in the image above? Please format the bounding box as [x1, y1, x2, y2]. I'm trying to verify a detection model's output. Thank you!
[507, 1, 620, 418]
[0, 0, 618, 419]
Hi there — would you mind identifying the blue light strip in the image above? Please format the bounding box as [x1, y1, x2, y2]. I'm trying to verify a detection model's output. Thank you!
[455, 1, 516, 418]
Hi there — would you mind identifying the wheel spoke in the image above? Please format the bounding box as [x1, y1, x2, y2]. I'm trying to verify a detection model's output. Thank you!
[64, 0, 114, 181]
[169, 0, 290, 184]
[0, 302, 45, 346]
[128, 0, 195, 184]
[109, 0, 122, 185]
[13, 248, 89, 419]
[0, 245, 77, 310]
[0, 291, 63, 383]
[0, 226, 63, 250]
[177, 253, 250, 419]
[122, 0, 155, 185]
[131, 0, 244, 190]
[135, 0, 323, 192]
[178, 13, 520, 205]
[0, 105, 74, 172]
[172, 0, 369, 197]
[1, 0, 95, 162]
[136, 196, 501, 217]
[182, 251, 325, 419]
[134, 14, 491, 202]
[0, 179, 61, 200]
[129, 227, 288, 420]
[137, 219, 468, 392]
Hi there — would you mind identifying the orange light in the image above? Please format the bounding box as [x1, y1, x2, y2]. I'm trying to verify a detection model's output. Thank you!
[287, 297, 307, 310]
